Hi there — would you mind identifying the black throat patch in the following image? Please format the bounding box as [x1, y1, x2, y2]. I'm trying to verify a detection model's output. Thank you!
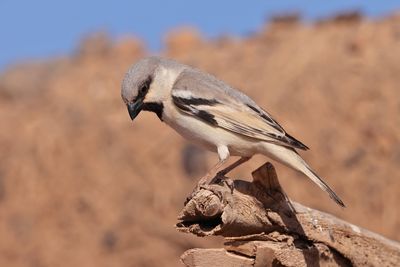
[142, 102, 164, 121]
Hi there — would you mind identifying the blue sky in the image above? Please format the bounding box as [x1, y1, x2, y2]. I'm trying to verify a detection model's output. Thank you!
[0, 0, 399, 70]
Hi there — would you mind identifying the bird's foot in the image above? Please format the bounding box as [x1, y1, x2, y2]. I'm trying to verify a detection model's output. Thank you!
[184, 173, 215, 205]
[224, 178, 235, 194]
[185, 173, 235, 205]
[197, 183, 225, 201]
[210, 173, 235, 194]
[209, 172, 223, 184]
[198, 177, 235, 200]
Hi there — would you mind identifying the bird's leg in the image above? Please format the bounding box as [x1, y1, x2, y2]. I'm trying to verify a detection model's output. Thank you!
[216, 156, 252, 177]
[185, 158, 228, 204]
[197, 159, 227, 186]
[186, 146, 239, 204]
[196, 146, 230, 186]
[210, 156, 251, 192]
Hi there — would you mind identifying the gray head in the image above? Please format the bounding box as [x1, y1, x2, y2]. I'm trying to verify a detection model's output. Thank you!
[122, 56, 186, 121]
[121, 57, 162, 120]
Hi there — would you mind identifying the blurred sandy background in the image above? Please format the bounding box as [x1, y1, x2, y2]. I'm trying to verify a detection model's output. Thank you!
[0, 12, 400, 267]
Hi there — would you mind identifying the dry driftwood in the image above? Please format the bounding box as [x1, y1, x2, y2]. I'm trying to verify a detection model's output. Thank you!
[176, 162, 400, 267]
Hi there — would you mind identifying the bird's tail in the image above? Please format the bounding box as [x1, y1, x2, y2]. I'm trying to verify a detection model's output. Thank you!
[264, 144, 345, 207]
[301, 163, 345, 207]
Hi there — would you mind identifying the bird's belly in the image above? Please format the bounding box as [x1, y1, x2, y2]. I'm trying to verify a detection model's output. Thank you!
[163, 110, 259, 157]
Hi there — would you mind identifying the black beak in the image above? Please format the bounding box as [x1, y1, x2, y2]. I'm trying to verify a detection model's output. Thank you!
[127, 99, 143, 121]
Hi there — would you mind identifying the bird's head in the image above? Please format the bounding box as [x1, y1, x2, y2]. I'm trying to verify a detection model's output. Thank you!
[121, 57, 162, 121]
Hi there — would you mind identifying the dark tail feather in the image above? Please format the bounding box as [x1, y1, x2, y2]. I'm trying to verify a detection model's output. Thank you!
[272, 146, 345, 207]
[307, 167, 346, 208]
[285, 133, 309, 150]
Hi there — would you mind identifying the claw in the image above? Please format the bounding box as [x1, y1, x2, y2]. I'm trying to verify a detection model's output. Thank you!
[209, 173, 224, 185]
[224, 178, 235, 193]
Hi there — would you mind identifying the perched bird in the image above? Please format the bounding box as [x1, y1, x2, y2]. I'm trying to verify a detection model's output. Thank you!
[121, 57, 345, 207]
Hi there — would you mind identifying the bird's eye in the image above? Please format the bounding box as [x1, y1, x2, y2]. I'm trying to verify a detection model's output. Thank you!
[138, 76, 152, 97]
[139, 83, 148, 94]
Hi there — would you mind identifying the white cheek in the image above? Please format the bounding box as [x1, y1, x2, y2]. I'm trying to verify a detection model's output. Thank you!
[144, 86, 161, 102]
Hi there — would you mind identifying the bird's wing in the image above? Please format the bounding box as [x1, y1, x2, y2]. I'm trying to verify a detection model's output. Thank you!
[171, 69, 309, 150]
